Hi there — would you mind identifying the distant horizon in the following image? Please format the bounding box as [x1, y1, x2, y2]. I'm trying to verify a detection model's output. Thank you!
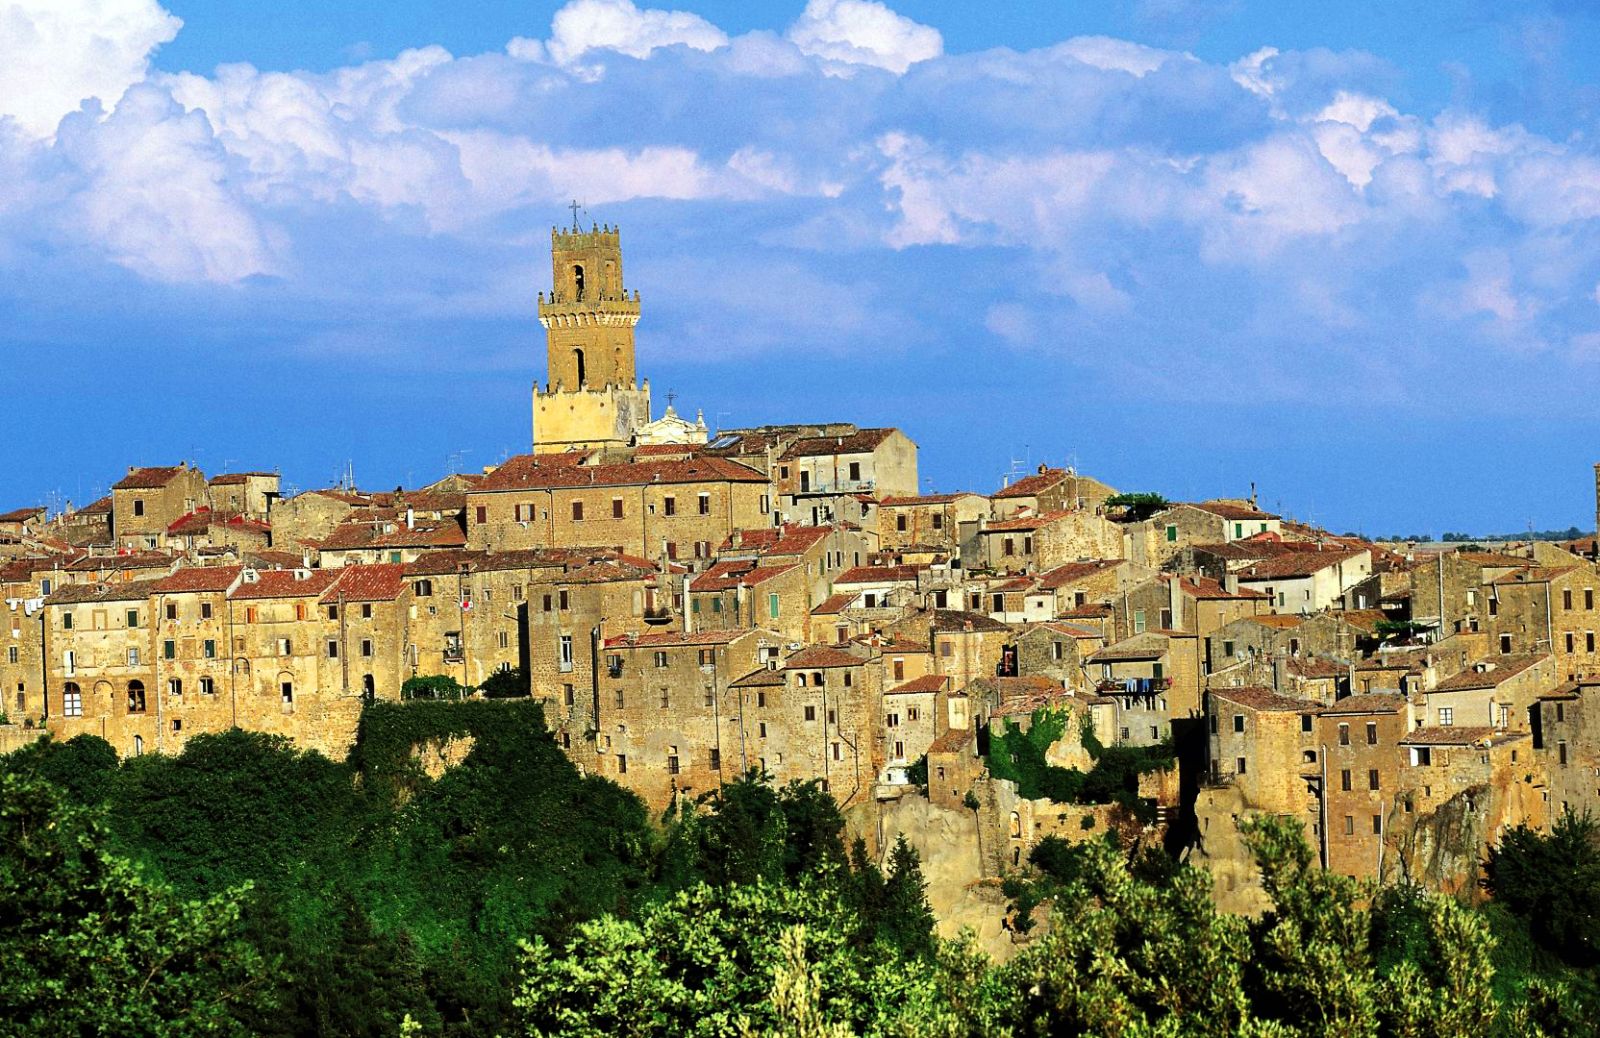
[3, 0, 1598, 533]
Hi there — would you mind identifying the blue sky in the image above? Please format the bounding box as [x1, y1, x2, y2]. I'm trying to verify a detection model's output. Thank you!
[1, 0, 1599, 535]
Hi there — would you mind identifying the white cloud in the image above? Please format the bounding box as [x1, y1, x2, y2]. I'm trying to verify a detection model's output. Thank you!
[515, 0, 727, 67]
[1229, 46, 1279, 100]
[0, 0, 180, 138]
[1054, 36, 1176, 77]
[52, 82, 277, 282]
[786, 0, 941, 75]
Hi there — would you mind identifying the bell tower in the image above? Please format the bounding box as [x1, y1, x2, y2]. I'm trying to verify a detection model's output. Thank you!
[532, 213, 652, 453]
[538, 221, 639, 390]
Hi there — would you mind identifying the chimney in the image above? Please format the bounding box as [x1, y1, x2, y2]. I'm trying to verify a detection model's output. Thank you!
[406, 507, 415, 530]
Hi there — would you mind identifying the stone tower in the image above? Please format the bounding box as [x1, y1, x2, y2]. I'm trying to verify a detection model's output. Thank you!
[532, 221, 651, 453]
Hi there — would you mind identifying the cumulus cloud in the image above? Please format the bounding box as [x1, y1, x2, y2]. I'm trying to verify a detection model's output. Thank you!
[0, 0, 180, 138]
[510, 0, 726, 67]
[785, 0, 941, 75]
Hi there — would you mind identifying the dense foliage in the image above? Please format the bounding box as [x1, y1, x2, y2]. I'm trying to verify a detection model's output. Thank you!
[1103, 492, 1171, 521]
[4, 708, 1598, 1037]
[986, 708, 1173, 820]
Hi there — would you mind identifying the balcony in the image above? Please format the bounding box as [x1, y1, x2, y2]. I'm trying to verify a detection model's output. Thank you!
[793, 478, 876, 497]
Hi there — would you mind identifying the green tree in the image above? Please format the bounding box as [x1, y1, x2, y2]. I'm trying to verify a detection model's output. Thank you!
[0, 773, 277, 1037]
[877, 836, 937, 959]
[0, 732, 120, 806]
[1484, 810, 1600, 966]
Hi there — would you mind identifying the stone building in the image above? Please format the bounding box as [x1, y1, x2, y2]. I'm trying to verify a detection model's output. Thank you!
[43, 579, 163, 755]
[989, 467, 1116, 520]
[1234, 548, 1373, 615]
[111, 464, 208, 551]
[1418, 653, 1556, 732]
[1128, 500, 1282, 567]
[466, 455, 770, 560]
[775, 428, 918, 524]
[1317, 693, 1410, 879]
[1120, 574, 1268, 643]
[207, 472, 280, 519]
[1538, 677, 1600, 817]
[2, 556, 60, 725]
[686, 560, 811, 644]
[1086, 631, 1201, 745]
[878, 492, 987, 558]
[1205, 685, 1322, 818]
[1486, 563, 1600, 679]
[979, 510, 1124, 575]
[1409, 550, 1527, 638]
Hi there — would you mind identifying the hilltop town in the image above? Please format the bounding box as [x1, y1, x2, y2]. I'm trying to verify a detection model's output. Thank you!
[3, 221, 1594, 916]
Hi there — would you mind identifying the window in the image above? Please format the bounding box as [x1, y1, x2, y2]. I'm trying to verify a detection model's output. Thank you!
[133, 735, 144, 755]
[281, 681, 294, 704]
[168, 678, 182, 697]
[62, 612, 73, 631]
[199, 676, 214, 695]
[612, 498, 624, 519]
[1439, 707, 1453, 726]
[165, 602, 178, 621]
[804, 705, 816, 721]
[1589, 632, 1596, 653]
[571, 501, 584, 521]
[127, 681, 146, 713]
[1165, 524, 1177, 543]
[1236, 756, 1247, 775]
[5, 648, 13, 664]
[327, 604, 339, 620]
[133, 499, 145, 517]
[277, 638, 292, 656]
[1368, 768, 1380, 790]
[1557, 702, 1566, 723]
[1500, 634, 1512, 653]
[1338, 723, 1350, 746]
[559, 635, 574, 673]
[758, 721, 767, 737]
[664, 496, 677, 517]
[617, 754, 627, 774]
[1233, 714, 1245, 733]
[1300, 713, 1313, 733]
[1366, 722, 1377, 745]
[126, 609, 140, 628]
[709, 747, 721, 770]
[127, 648, 140, 667]
[543, 594, 553, 612]
[660, 689, 670, 709]
[614, 688, 624, 709]
[362, 604, 372, 619]
[1558, 741, 1568, 766]
[654, 651, 669, 668]
[163, 639, 176, 660]
[1568, 633, 1576, 653]
[63, 682, 82, 717]
[896, 514, 908, 532]
[887, 712, 900, 728]
[559, 590, 569, 610]
[1590, 588, 1596, 610]
[362, 639, 374, 658]
[758, 691, 768, 707]
[698, 648, 715, 666]
[1344, 815, 1354, 836]
[1134, 610, 1146, 634]
[698, 493, 710, 515]
[1341, 769, 1352, 791]
[415, 579, 433, 597]
[667, 749, 681, 775]
[1565, 589, 1574, 610]
[769, 593, 780, 619]
[476, 505, 487, 524]
[1003, 538, 1014, 557]
[327, 640, 339, 658]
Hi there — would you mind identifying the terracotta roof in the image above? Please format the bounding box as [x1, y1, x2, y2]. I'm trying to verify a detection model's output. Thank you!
[785, 646, 862, 669]
[880, 493, 978, 506]
[721, 525, 830, 556]
[1163, 574, 1268, 600]
[47, 578, 164, 605]
[1194, 540, 1304, 561]
[0, 507, 45, 523]
[604, 629, 753, 649]
[75, 496, 113, 516]
[476, 454, 765, 492]
[325, 564, 408, 603]
[1037, 560, 1121, 589]
[113, 466, 189, 490]
[1088, 633, 1171, 662]
[1338, 609, 1388, 633]
[230, 569, 341, 600]
[861, 636, 930, 653]
[1029, 621, 1104, 639]
[1432, 654, 1548, 693]
[65, 552, 175, 573]
[992, 469, 1067, 499]
[928, 728, 975, 754]
[1248, 614, 1307, 629]
[983, 510, 1072, 533]
[778, 428, 897, 459]
[691, 560, 798, 592]
[1238, 549, 1366, 581]
[167, 508, 216, 535]
[241, 549, 306, 570]
[888, 675, 949, 695]
[1210, 686, 1322, 712]
[318, 517, 466, 551]
[730, 667, 787, 688]
[1, 557, 59, 582]
[1453, 551, 1529, 567]
[208, 472, 275, 485]
[1401, 725, 1498, 746]
[931, 609, 1010, 633]
[1320, 693, 1406, 715]
[836, 564, 923, 584]
[811, 592, 856, 615]
[154, 566, 243, 594]
[633, 443, 705, 457]
[1287, 657, 1346, 679]
[1191, 500, 1279, 521]
[1057, 603, 1114, 619]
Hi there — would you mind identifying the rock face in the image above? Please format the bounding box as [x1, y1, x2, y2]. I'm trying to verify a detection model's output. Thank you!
[847, 791, 1023, 963]
[414, 734, 477, 780]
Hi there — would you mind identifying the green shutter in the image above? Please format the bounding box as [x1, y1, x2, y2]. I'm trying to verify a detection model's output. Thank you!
[769, 593, 780, 619]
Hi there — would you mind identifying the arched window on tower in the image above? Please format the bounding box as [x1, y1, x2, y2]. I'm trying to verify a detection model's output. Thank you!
[572, 264, 585, 301]
[573, 348, 586, 387]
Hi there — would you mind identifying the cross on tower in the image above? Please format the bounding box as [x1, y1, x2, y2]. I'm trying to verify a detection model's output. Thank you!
[666, 390, 678, 408]
[568, 199, 584, 230]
